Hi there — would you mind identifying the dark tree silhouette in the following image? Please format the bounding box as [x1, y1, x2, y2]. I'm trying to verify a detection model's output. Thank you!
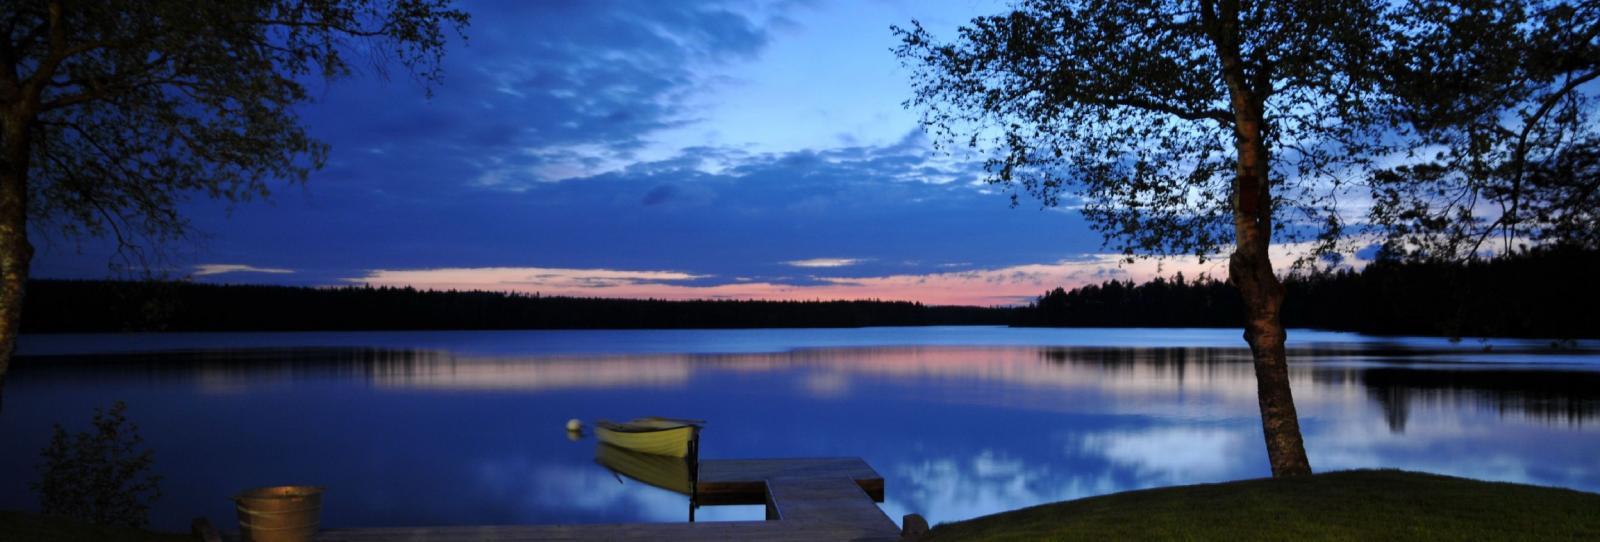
[1019, 244, 1600, 340]
[0, 1, 468, 390]
[894, 0, 1600, 476]
[22, 280, 1016, 332]
[894, 0, 1402, 477]
[1375, 1, 1600, 258]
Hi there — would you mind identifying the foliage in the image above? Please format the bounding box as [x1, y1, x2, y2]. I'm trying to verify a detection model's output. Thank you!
[1374, 0, 1600, 259]
[1024, 272, 1244, 328]
[894, 0, 1600, 265]
[2, 0, 469, 263]
[893, 0, 1391, 263]
[31, 401, 162, 528]
[21, 281, 1017, 332]
[1020, 245, 1600, 339]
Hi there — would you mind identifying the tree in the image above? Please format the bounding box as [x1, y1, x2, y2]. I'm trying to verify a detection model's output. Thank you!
[898, 0, 1600, 477]
[1374, 0, 1600, 258]
[0, 1, 469, 390]
[895, 1, 1402, 476]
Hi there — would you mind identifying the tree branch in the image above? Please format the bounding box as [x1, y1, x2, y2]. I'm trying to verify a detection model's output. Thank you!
[1506, 68, 1600, 222]
[17, 0, 68, 111]
[1105, 95, 1233, 125]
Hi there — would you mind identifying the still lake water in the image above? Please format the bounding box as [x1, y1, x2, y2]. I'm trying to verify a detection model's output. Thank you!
[3, 326, 1599, 531]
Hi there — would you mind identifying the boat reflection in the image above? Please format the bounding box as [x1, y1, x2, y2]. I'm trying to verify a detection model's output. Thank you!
[594, 443, 693, 495]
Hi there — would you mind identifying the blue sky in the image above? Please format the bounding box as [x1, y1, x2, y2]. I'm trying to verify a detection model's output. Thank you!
[32, 0, 1236, 305]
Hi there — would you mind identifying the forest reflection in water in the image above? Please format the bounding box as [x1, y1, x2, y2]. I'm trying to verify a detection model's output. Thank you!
[33, 344, 1593, 429]
[2, 339, 1597, 531]
[1035, 346, 1600, 429]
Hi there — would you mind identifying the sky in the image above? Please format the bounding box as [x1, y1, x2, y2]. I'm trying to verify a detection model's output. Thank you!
[32, 0, 1259, 306]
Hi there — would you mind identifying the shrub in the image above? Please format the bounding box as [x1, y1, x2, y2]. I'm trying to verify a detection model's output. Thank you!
[32, 401, 163, 527]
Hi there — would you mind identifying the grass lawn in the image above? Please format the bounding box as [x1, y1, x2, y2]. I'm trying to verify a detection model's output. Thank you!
[926, 470, 1600, 541]
[0, 510, 190, 542]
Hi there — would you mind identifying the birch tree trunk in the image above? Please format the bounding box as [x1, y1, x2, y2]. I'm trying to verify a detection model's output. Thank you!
[0, 108, 36, 407]
[1207, 0, 1313, 477]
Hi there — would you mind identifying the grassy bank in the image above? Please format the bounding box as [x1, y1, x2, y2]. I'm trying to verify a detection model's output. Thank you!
[0, 510, 188, 542]
[927, 470, 1600, 541]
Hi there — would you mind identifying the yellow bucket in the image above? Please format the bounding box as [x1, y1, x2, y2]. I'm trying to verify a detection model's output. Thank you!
[233, 486, 323, 542]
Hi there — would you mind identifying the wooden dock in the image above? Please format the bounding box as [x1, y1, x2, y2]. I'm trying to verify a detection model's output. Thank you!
[308, 457, 902, 541]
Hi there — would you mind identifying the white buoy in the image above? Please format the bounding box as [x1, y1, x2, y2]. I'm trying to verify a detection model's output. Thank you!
[565, 418, 583, 432]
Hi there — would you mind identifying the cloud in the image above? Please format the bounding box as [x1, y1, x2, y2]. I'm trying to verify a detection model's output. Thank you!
[350, 267, 709, 291]
[334, 237, 1379, 306]
[37, 110, 1103, 287]
[193, 264, 294, 276]
[300, 0, 787, 190]
[338, 255, 1166, 305]
[640, 184, 679, 206]
[783, 258, 862, 268]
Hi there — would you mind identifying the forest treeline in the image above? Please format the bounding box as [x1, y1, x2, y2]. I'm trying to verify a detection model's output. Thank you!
[21, 246, 1598, 338]
[1020, 245, 1599, 339]
[20, 281, 1013, 332]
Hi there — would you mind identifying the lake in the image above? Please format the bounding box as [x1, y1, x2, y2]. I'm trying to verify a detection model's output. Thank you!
[3, 327, 1598, 531]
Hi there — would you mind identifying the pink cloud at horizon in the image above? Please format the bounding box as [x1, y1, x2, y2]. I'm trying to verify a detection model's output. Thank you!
[343, 255, 1255, 306]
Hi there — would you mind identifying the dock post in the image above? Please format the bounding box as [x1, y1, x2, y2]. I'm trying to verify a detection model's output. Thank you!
[688, 428, 701, 523]
[900, 513, 929, 540]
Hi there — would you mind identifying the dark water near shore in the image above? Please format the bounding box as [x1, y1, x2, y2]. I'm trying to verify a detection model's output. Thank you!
[3, 327, 1598, 531]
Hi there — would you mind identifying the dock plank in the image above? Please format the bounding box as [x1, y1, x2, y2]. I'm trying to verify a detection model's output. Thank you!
[766, 476, 899, 537]
[698, 457, 884, 505]
[700, 457, 881, 483]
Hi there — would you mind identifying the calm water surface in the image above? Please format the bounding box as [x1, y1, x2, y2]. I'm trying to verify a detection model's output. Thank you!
[3, 327, 1598, 531]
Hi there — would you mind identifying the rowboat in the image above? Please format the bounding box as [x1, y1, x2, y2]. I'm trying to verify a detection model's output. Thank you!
[593, 417, 704, 458]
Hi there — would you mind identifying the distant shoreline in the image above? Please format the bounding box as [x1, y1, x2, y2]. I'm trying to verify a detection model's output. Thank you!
[23, 245, 1600, 340]
[23, 279, 1016, 333]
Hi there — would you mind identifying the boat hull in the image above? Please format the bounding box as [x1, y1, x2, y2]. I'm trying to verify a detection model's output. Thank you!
[594, 424, 697, 458]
